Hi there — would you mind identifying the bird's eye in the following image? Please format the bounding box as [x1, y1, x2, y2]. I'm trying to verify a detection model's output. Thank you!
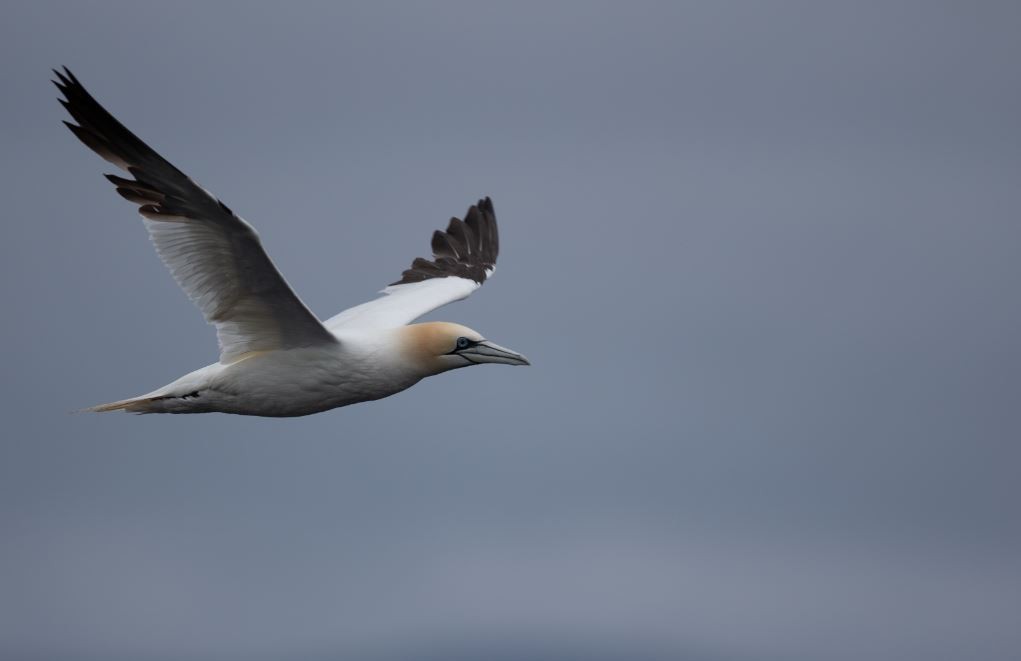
[456, 337, 471, 350]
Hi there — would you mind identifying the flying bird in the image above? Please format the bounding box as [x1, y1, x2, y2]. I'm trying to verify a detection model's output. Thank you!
[54, 67, 528, 417]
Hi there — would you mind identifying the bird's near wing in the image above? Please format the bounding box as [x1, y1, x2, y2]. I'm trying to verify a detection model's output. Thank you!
[54, 67, 337, 364]
[326, 198, 498, 331]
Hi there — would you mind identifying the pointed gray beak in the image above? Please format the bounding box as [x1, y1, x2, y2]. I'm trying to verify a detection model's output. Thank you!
[458, 340, 530, 366]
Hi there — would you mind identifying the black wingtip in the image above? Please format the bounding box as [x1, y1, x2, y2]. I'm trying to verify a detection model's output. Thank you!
[54, 66, 241, 226]
[53, 67, 72, 88]
[389, 195, 499, 286]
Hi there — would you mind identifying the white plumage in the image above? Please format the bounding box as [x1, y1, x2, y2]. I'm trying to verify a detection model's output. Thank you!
[55, 67, 527, 417]
[326, 272, 491, 331]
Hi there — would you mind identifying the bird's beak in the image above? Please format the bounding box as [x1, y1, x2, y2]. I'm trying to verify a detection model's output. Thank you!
[459, 340, 531, 366]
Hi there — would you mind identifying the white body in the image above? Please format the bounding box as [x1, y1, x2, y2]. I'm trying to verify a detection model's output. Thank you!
[95, 321, 527, 417]
[132, 330, 425, 417]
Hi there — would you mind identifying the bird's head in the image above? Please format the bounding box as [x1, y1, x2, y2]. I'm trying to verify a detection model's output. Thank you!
[400, 322, 529, 375]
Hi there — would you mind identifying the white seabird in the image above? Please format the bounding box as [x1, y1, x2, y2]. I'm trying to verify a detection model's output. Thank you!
[54, 67, 529, 417]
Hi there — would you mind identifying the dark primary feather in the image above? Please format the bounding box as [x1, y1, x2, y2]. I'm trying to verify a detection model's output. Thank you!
[53, 67, 235, 225]
[391, 197, 499, 285]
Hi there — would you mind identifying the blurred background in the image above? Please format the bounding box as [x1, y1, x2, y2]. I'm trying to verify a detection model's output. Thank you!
[1, 2, 1019, 660]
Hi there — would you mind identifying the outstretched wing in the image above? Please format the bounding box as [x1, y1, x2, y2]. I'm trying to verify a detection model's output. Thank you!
[326, 197, 498, 331]
[54, 67, 337, 363]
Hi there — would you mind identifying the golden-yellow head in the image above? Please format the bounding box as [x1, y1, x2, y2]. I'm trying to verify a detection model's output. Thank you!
[398, 322, 529, 374]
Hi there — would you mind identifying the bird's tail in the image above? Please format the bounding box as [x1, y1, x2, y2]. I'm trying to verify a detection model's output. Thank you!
[82, 395, 169, 414]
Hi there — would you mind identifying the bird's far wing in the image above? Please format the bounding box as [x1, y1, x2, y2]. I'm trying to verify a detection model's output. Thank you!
[54, 67, 337, 363]
[326, 198, 498, 331]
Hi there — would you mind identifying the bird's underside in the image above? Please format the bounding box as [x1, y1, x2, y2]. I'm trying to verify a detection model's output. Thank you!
[55, 67, 526, 416]
[90, 341, 423, 417]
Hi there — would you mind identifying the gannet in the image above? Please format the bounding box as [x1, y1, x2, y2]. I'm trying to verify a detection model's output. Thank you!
[54, 67, 529, 417]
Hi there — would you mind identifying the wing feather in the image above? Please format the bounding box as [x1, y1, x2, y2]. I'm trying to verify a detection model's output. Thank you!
[55, 67, 336, 363]
[327, 198, 499, 331]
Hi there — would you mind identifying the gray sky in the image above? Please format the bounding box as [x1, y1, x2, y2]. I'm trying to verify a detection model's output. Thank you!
[2, 2, 1020, 660]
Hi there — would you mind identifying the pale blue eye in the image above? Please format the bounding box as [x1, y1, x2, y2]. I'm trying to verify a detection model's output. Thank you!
[456, 337, 470, 349]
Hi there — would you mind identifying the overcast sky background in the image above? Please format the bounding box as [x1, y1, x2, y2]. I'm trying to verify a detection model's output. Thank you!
[1, 2, 1020, 660]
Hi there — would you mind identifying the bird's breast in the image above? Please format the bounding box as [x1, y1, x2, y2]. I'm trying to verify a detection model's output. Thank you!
[208, 344, 422, 416]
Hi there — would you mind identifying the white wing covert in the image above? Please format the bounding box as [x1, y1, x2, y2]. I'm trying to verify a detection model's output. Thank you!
[327, 198, 499, 331]
[54, 68, 337, 363]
